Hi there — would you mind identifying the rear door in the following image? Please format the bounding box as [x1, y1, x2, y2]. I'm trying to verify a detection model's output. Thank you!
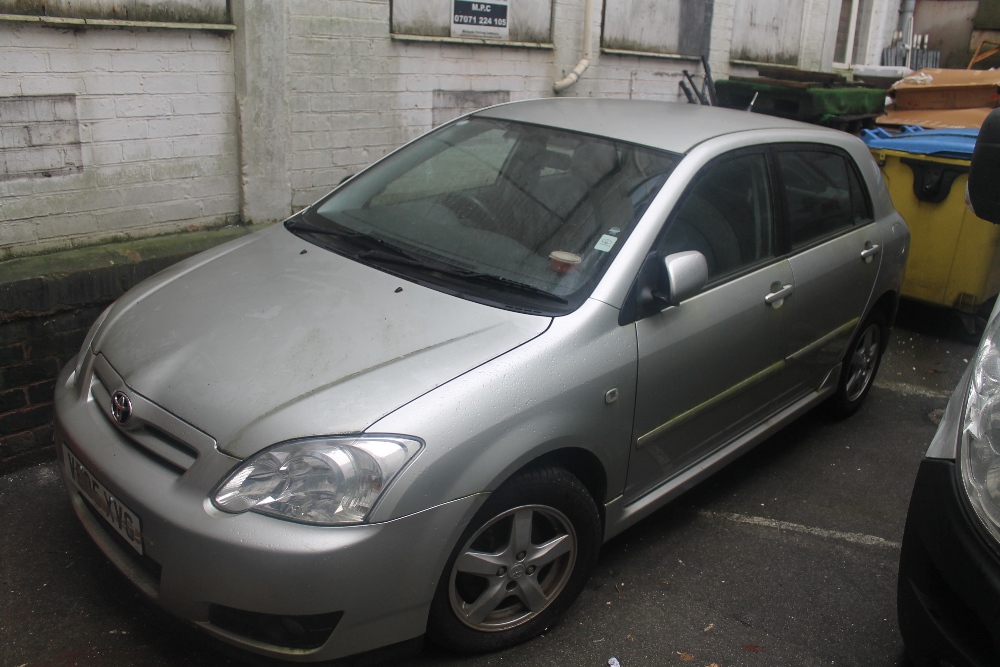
[774, 146, 882, 395]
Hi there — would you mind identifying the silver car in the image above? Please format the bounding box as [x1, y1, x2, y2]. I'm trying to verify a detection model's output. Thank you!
[54, 99, 908, 661]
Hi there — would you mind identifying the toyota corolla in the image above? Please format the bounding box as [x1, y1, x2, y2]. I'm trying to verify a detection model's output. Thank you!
[55, 98, 908, 661]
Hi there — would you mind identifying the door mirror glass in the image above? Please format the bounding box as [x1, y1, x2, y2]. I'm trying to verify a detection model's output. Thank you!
[969, 108, 1000, 225]
[660, 251, 708, 305]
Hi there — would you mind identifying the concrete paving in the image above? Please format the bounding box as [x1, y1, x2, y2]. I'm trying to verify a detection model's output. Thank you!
[0, 301, 977, 667]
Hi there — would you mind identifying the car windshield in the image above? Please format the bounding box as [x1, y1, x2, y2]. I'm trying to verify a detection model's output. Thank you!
[292, 116, 680, 314]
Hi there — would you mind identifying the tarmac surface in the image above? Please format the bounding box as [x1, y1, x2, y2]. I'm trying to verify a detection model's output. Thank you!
[0, 301, 979, 667]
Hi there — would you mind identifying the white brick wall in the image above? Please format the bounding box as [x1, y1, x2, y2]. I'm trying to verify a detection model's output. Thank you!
[0, 22, 238, 259]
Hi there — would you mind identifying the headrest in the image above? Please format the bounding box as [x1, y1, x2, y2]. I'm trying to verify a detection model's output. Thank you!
[570, 142, 618, 186]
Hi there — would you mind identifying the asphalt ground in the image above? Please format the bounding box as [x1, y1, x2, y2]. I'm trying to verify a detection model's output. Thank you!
[0, 301, 977, 667]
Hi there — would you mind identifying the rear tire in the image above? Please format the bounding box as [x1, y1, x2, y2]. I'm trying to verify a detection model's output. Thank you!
[426, 467, 601, 653]
[828, 310, 887, 418]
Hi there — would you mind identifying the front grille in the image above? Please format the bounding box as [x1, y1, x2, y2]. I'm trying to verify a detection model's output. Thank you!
[90, 360, 203, 473]
[208, 605, 343, 650]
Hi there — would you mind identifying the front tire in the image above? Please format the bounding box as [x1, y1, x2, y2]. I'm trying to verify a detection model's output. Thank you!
[829, 310, 887, 418]
[427, 467, 601, 653]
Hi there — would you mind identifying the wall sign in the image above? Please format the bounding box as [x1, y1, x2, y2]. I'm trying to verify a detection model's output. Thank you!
[451, 1, 509, 40]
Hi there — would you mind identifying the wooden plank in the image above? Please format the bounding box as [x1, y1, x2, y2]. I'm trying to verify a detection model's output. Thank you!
[755, 65, 846, 85]
[728, 75, 817, 90]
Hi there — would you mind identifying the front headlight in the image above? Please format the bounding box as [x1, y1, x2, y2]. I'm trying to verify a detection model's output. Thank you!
[212, 435, 422, 525]
[960, 311, 1000, 542]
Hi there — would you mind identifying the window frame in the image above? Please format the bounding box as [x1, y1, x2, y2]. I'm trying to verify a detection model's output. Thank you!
[653, 146, 780, 290]
[769, 143, 876, 256]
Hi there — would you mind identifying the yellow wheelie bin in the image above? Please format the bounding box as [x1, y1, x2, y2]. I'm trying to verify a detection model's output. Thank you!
[862, 127, 1000, 334]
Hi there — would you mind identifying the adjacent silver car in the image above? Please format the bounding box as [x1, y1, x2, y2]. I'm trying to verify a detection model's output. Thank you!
[55, 99, 909, 661]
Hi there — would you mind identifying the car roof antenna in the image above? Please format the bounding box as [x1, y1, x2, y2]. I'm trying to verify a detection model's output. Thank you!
[746, 92, 759, 113]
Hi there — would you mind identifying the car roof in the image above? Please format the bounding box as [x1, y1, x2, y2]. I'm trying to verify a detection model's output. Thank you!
[474, 98, 837, 154]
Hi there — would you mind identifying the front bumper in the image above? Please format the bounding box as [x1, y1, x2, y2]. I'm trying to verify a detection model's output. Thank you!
[898, 457, 1000, 666]
[54, 358, 481, 662]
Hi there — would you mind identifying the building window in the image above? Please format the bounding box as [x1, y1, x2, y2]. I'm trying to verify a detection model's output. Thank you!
[601, 0, 711, 58]
[730, 0, 803, 66]
[834, 0, 873, 67]
[390, 0, 553, 46]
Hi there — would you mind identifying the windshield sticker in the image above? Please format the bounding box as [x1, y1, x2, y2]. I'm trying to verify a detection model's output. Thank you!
[608, 227, 621, 236]
[594, 235, 618, 253]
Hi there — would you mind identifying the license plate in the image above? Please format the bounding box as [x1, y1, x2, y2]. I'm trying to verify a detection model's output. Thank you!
[65, 447, 144, 554]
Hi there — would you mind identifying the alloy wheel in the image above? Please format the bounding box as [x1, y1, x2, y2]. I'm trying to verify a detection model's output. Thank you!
[845, 323, 881, 402]
[448, 504, 577, 632]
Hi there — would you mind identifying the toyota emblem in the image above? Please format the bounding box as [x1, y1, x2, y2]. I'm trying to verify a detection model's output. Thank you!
[111, 391, 132, 425]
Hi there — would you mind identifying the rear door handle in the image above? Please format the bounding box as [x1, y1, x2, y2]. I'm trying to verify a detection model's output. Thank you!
[861, 243, 880, 262]
[765, 283, 794, 306]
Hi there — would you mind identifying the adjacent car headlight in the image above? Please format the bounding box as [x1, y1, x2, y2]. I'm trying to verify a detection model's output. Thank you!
[212, 435, 422, 525]
[960, 312, 1000, 542]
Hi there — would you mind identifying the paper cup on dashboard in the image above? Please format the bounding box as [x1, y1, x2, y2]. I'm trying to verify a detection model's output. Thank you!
[549, 251, 581, 273]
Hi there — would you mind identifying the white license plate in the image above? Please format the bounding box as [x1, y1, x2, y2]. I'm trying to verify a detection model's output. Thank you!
[65, 447, 144, 554]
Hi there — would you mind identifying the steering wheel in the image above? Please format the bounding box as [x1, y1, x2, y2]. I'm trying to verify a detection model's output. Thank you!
[442, 192, 502, 232]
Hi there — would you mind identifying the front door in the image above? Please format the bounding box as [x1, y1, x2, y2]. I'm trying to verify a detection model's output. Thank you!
[625, 150, 794, 502]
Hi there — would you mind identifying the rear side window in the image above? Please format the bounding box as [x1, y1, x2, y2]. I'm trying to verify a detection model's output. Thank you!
[777, 149, 866, 248]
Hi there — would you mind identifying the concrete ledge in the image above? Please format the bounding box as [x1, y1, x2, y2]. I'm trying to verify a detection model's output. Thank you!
[0, 13, 236, 32]
[0, 225, 269, 316]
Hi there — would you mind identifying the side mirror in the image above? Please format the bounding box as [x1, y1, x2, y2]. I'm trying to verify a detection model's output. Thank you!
[969, 108, 1000, 224]
[618, 250, 709, 325]
[658, 251, 708, 305]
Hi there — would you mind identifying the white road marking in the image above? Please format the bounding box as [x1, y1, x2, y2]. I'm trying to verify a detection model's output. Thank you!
[873, 379, 951, 399]
[700, 510, 902, 549]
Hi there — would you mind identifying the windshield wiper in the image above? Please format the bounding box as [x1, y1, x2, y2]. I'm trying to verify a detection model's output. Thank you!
[354, 246, 434, 271]
[289, 218, 567, 306]
[356, 248, 567, 305]
[440, 270, 568, 304]
[285, 217, 368, 239]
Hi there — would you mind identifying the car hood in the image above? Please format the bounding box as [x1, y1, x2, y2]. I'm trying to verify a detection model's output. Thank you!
[93, 226, 550, 458]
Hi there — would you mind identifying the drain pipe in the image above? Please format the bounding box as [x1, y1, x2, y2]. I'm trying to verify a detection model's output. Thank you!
[554, 0, 595, 93]
[899, 0, 915, 68]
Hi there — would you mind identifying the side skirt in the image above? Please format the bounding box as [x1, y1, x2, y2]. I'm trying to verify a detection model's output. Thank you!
[601, 373, 839, 542]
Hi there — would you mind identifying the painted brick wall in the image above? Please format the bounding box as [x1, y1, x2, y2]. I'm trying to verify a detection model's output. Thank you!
[0, 304, 107, 471]
[0, 22, 239, 259]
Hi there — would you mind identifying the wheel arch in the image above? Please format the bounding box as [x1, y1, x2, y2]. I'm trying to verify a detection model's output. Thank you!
[517, 447, 608, 528]
[867, 289, 900, 349]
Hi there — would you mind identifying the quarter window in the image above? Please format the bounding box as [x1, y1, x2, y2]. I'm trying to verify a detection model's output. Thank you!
[660, 152, 773, 280]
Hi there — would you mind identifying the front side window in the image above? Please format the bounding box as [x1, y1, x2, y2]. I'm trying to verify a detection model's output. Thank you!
[659, 152, 774, 281]
[292, 118, 680, 314]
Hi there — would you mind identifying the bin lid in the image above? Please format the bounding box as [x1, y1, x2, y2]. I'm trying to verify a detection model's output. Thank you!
[860, 125, 979, 159]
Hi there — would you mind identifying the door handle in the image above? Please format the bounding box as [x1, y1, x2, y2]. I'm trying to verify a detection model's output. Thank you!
[860, 242, 881, 262]
[764, 283, 794, 306]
